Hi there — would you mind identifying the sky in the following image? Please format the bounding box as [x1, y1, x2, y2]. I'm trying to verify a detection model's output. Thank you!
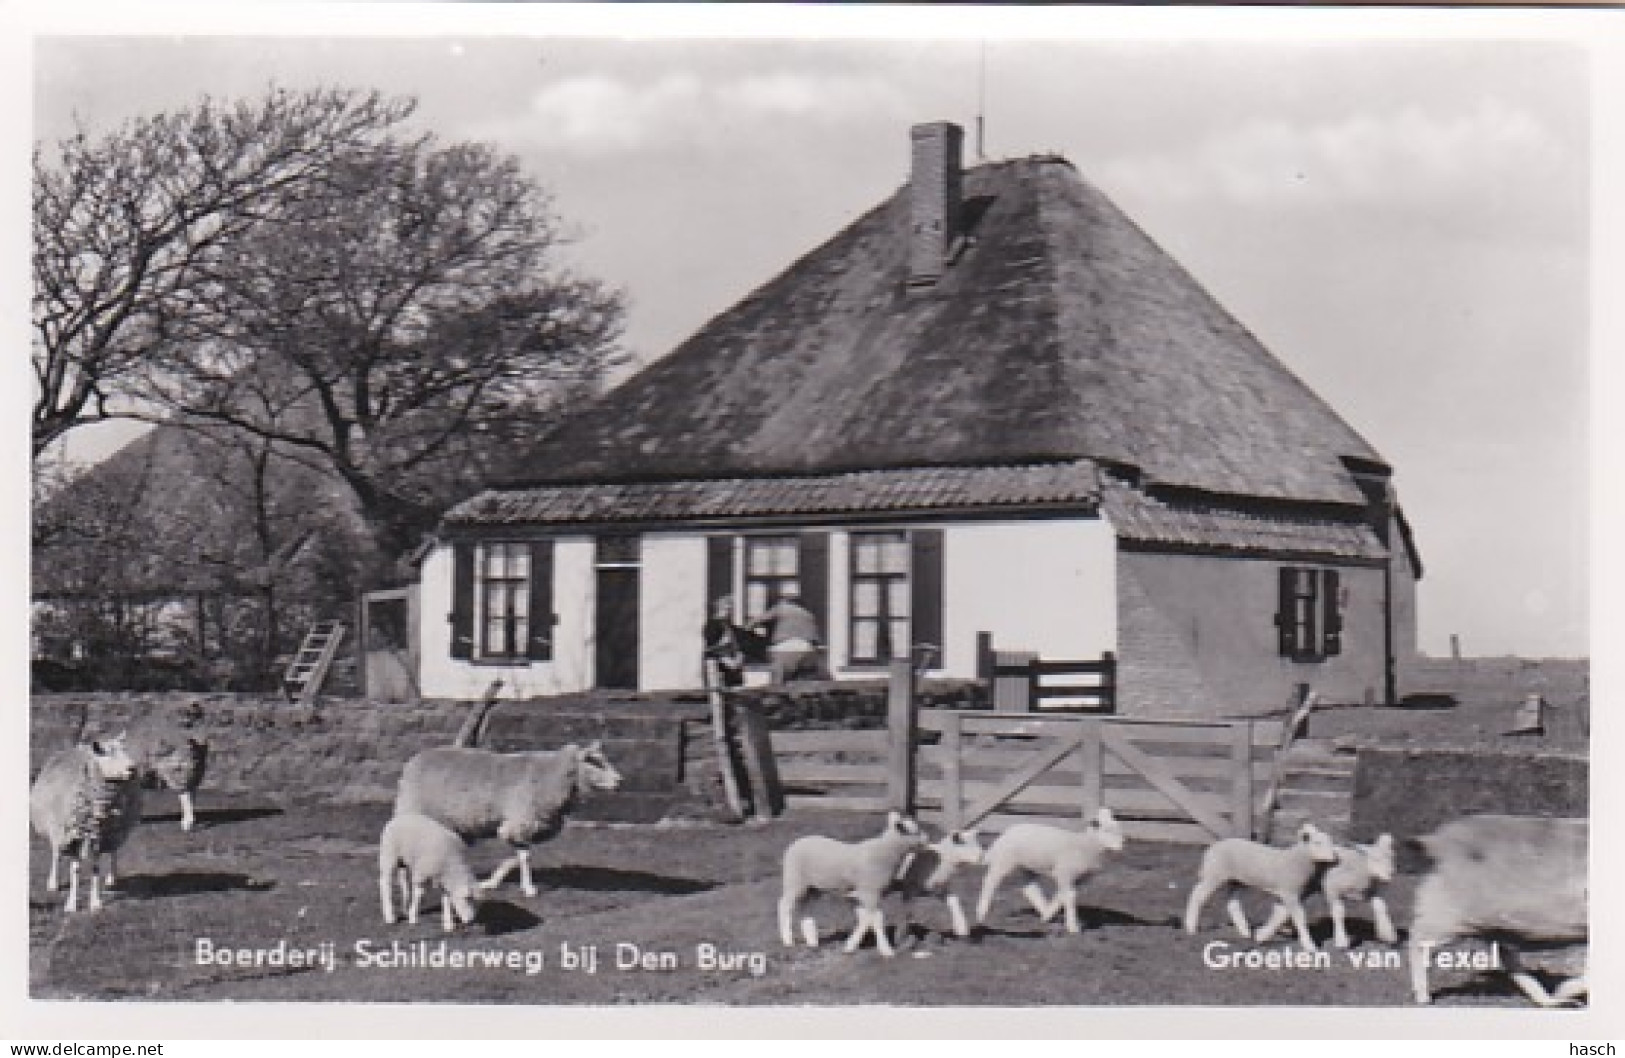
[14, 6, 1611, 661]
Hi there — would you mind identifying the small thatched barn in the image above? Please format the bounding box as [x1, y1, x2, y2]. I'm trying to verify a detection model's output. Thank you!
[415, 121, 1422, 716]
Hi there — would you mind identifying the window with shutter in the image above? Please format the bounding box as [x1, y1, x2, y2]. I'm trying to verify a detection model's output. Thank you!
[475, 541, 532, 661]
[1276, 566, 1344, 663]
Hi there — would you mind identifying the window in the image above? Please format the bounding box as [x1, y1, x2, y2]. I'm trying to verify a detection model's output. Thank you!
[1277, 567, 1343, 662]
[450, 539, 553, 663]
[744, 535, 801, 623]
[477, 542, 531, 660]
[850, 532, 913, 664]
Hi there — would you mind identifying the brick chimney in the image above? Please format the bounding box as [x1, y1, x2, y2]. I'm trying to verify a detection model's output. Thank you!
[908, 121, 964, 287]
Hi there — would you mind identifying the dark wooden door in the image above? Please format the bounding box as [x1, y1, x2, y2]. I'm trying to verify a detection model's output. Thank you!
[595, 566, 640, 690]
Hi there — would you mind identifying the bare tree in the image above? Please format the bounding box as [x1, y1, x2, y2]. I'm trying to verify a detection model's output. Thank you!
[32, 87, 417, 459]
[142, 131, 624, 559]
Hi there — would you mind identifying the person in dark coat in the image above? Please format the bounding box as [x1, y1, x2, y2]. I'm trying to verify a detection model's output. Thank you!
[702, 595, 748, 688]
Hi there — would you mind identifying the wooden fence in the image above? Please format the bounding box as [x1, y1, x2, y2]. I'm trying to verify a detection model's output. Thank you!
[769, 661, 1284, 843]
[975, 632, 1116, 713]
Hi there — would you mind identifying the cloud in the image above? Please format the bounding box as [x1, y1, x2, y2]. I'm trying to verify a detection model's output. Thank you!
[494, 70, 911, 156]
[1094, 99, 1581, 237]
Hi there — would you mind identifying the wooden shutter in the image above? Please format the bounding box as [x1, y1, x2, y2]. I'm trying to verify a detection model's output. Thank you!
[527, 539, 555, 661]
[450, 541, 475, 660]
[910, 528, 945, 664]
[799, 531, 830, 643]
[1322, 568, 1342, 657]
[1275, 567, 1296, 658]
[706, 535, 734, 610]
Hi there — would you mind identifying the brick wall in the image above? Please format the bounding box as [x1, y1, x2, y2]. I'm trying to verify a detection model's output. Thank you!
[1116, 551, 1390, 716]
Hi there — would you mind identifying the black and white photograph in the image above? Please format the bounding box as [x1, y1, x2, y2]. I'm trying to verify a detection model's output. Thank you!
[9, 1, 1618, 1040]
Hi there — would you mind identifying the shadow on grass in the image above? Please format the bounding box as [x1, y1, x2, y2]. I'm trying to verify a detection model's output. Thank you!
[118, 871, 277, 898]
[141, 805, 285, 829]
[478, 900, 543, 936]
[529, 865, 714, 896]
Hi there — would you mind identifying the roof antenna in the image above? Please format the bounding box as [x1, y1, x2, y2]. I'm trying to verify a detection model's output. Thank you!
[975, 41, 988, 162]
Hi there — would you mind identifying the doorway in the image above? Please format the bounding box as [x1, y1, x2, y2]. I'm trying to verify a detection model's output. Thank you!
[595, 535, 640, 690]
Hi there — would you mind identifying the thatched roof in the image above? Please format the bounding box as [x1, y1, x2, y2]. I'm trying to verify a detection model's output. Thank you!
[499, 154, 1384, 509]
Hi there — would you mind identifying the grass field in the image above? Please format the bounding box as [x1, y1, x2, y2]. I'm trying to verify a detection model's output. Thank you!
[27, 789, 1574, 1008]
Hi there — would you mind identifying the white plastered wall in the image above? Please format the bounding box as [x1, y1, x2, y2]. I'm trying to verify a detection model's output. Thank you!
[639, 533, 708, 690]
[419, 516, 1117, 696]
[940, 518, 1117, 676]
[416, 537, 595, 699]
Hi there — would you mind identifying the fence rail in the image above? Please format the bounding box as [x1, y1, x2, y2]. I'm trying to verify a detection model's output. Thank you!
[975, 632, 1116, 713]
[768, 662, 1284, 843]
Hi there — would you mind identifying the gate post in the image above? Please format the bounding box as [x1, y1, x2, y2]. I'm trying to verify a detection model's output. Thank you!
[1080, 718, 1104, 820]
[1231, 721, 1256, 839]
[887, 658, 918, 814]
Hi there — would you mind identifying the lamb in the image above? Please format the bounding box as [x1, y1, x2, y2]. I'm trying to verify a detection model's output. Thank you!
[778, 811, 929, 957]
[1320, 834, 1398, 949]
[974, 809, 1126, 935]
[378, 813, 480, 933]
[1407, 814, 1587, 1007]
[30, 735, 144, 913]
[393, 740, 622, 897]
[126, 715, 208, 832]
[891, 828, 985, 939]
[1183, 823, 1338, 953]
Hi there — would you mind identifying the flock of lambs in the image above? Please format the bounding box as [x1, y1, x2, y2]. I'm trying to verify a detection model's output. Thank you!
[29, 701, 1587, 1008]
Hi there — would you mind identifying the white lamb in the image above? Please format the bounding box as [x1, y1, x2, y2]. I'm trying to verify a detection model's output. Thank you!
[891, 828, 986, 939]
[1407, 814, 1587, 1007]
[778, 811, 929, 957]
[1321, 834, 1398, 949]
[393, 740, 622, 897]
[378, 813, 480, 933]
[975, 809, 1126, 934]
[1184, 823, 1338, 953]
[30, 735, 144, 913]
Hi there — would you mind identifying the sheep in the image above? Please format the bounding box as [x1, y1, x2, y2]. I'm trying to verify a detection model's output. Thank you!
[891, 828, 986, 940]
[378, 813, 480, 933]
[126, 714, 208, 832]
[1407, 814, 1587, 1007]
[1320, 834, 1398, 949]
[393, 740, 622, 898]
[29, 735, 144, 913]
[778, 811, 929, 957]
[974, 808, 1126, 935]
[1183, 823, 1338, 953]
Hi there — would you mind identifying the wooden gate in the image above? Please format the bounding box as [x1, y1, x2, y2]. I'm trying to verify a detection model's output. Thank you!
[768, 661, 1282, 843]
[917, 711, 1277, 843]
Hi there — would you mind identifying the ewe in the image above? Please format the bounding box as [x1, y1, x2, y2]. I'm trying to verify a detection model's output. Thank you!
[30, 736, 144, 913]
[1407, 814, 1587, 1007]
[394, 740, 622, 898]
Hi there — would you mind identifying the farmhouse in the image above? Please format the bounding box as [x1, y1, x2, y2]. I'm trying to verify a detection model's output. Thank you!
[415, 122, 1422, 716]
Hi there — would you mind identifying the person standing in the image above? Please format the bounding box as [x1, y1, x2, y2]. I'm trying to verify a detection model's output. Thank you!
[752, 594, 825, 684]
[702, 596, 748, 688]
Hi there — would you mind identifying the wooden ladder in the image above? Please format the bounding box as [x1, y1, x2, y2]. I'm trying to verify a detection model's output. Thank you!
[283, 620, 347, 703]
